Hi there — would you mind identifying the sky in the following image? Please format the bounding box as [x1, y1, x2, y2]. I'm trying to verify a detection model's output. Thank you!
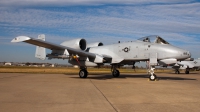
[0, 0, 200, 65]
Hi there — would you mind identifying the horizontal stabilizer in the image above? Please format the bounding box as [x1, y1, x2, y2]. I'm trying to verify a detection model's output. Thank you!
[11, 36, 31, 42]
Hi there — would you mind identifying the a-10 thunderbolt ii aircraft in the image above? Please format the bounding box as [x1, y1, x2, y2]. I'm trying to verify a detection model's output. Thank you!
[172, 58, 200, 74]
[158, 58, 200, 74]
[11, 35, 191, 81]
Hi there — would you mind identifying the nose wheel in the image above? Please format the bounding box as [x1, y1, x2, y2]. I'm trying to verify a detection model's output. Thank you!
[149, 74, 157, 81]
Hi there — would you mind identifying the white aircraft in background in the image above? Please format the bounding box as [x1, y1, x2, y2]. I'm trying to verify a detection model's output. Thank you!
[172, 58, 200, 74]
[11, 34, 191, 81]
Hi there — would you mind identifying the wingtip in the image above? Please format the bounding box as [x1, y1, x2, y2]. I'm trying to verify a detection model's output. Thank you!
[11, 36, 31, 42]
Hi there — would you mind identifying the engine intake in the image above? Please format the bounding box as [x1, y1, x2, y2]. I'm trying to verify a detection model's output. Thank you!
[87, 42, 103, 48]
[60, 38, 87, 50]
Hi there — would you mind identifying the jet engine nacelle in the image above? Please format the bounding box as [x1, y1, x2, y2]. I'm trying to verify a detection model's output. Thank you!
[158, 58, 177, 65]
[60, 38, 87, 50]
[87, 42, 103, 48]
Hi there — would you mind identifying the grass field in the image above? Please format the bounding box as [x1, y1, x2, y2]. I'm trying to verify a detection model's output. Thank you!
[0, 66, 176, 74]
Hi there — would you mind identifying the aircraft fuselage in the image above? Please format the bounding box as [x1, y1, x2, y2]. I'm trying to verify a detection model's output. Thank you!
[89, 41, 190, 63]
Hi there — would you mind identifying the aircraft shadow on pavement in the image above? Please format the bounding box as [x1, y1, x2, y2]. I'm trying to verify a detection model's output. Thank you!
[168, 72, 199, 75]
[66, 74, 197, 81]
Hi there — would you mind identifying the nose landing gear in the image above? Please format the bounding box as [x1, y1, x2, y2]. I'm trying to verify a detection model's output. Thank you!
[148, 66, 157, 81]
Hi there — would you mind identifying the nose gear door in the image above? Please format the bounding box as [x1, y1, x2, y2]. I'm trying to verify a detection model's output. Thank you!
[149, 52, 158, 66]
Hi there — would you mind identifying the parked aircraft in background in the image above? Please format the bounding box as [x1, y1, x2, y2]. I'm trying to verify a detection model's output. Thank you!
[172, 58, 200, 74]
[11, 35, 191, 81]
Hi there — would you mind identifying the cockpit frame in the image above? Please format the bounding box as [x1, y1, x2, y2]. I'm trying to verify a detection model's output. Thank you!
[138, 35, 169, 44]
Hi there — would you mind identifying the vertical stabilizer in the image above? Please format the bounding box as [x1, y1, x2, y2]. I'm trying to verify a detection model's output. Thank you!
[35, 34, 46, 60]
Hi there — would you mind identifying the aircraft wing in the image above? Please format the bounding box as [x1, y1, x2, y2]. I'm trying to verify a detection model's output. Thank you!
[11, 36, 96, 58]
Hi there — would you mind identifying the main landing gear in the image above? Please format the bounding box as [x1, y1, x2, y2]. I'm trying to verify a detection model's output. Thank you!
[185, 68, 190, 74]
[79, 67, 88, 78]
[78, 65, 157, 81]
[175, 69, 180, 74]
[111, 65, 120, 77]
[148, 66, 157, 81]
[174, 68, 190, 74]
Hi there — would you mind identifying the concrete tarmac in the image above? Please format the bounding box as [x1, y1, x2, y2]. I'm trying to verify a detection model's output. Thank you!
[0, 72, 200, 112]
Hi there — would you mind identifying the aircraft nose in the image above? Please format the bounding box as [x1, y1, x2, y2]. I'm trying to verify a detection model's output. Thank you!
[187, 51, 191, 57]
[182, 50, 191, 58]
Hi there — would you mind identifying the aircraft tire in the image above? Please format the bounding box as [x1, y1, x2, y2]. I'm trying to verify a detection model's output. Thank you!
[112, 70, 120, 77]
[175, 70, 180, 74]
[79, 69, 88, 78]
[175, 71, 180, 74]
[149, 74, 157, 81]
[185, 70, 189, 74]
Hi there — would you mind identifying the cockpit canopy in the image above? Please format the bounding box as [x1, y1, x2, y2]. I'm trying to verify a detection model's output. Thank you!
[138, 35, 169, 44]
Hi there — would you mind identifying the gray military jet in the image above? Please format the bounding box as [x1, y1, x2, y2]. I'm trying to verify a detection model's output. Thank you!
[172, 58, 200, 74]
[11, 35, 191, 81]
